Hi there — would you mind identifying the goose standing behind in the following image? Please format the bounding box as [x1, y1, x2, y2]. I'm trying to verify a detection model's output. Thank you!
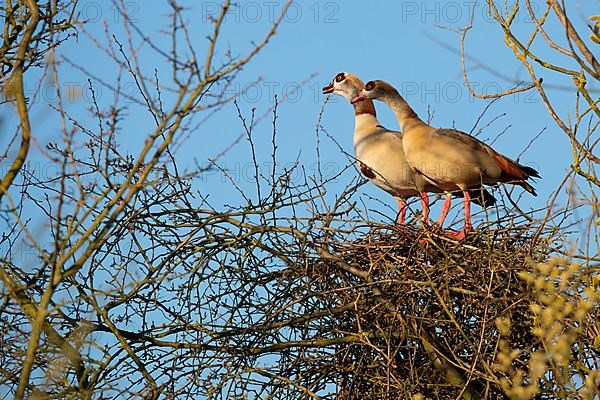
[322, 72, 495, 225]
[353, 80, 539, 240]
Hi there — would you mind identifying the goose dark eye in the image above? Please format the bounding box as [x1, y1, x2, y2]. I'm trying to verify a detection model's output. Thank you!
[365, 81, 375, 91]
[335, 73, 346, 83]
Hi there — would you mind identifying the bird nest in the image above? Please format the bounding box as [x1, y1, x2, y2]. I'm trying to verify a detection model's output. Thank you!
[301, 223, 553, 399]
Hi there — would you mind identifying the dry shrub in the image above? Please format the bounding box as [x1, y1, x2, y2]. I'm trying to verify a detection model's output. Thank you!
[278, 222, 597, 399]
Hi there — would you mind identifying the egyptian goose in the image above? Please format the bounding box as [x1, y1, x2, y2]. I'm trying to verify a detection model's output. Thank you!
[352, 80, 539, 240]
[322, 72, 495, 225]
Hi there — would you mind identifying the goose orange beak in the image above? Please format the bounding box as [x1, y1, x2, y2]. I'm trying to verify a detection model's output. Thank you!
[322, 83, 334, 94]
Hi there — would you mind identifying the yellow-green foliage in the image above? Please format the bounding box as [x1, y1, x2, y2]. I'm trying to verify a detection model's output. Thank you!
[494, 258, 599, 400]
[590, 16, 600, 44]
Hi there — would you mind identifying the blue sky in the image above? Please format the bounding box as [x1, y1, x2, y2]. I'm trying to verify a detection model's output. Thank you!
[13, 0, 598, 230]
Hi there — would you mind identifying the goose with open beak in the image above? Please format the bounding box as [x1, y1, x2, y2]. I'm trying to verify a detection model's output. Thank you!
[323, 73, 496, 226]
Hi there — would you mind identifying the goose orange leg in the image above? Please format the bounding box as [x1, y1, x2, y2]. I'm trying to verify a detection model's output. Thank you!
[420, 192, 430, 227]
[437, 193, 452, 226]
[448, 191, 472, 241]
[395, 197, 407, 224]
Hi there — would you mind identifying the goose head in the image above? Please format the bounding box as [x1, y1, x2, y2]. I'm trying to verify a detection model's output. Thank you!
[322, 72, 365, 102]
[351, 80, 395, 103]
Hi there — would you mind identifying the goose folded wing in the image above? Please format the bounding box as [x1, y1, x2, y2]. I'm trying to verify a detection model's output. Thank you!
[435, 128, 488, 152]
